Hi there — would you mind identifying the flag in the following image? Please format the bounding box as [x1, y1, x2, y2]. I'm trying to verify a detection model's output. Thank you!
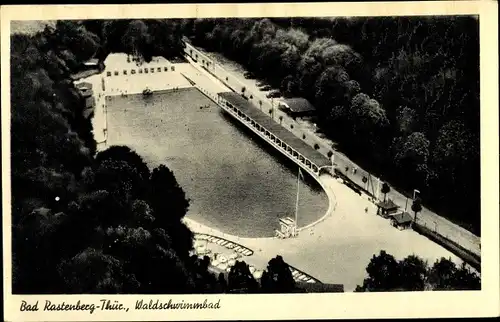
[298, 167, 304, 180]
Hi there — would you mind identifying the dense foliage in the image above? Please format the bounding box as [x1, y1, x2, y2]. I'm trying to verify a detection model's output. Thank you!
[10, 21, 301, 294]
[11, 19, 480, 294]
[181, 17, 480, 234]
[81, 19, 186, 62]
[356, 251, 480, 291]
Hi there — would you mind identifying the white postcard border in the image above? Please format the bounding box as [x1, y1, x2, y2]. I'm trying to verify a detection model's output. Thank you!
[2, 2, 499, 321]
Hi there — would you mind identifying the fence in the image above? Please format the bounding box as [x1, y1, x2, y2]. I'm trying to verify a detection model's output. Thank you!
[413, 222, 481, 271]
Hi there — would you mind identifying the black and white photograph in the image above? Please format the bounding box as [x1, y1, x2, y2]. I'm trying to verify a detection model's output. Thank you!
[2, 2, 499, 321]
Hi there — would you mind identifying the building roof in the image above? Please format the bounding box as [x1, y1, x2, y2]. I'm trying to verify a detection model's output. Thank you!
[218, 92, 330, 168]
[76, 82, 93, 90]
[376, 199, 399, 210]
[391, 212, 413, 225]
[76, 82, 92, 88]
[84, 58, 99, 66]
[279, 98, 316, 113]
[279, 217, 295, 225]
[76, 82, 93, 98]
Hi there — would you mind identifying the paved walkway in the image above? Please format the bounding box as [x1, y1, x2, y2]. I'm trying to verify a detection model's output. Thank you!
[184, 43, 481, 258]
[74, 74, 107, 146]
[184, 173, 466, 291]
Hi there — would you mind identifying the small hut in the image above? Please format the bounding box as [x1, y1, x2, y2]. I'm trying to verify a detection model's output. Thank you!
[390, 212, 414, 230]
[75, 82, 95, 116]
[278, 98, 316, 118]
[275, 217, 298, 239]
[376, 199, 399, 218]
[83, 58, 99, 68]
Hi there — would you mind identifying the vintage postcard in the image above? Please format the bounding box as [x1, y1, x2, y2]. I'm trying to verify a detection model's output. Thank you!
[2, 1, 499, 321]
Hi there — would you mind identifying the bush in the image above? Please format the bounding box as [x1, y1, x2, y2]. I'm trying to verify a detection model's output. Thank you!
[327, 151, 333, 158]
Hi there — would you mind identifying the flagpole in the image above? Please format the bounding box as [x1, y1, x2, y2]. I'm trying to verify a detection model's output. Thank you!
[295, 168, 300, 231]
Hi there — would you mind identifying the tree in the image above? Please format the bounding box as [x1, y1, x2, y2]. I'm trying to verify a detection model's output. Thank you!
[217, 273, 228, 293]
[55, 21, 101, 62]
[95, 145, 150, 182]
[448, 262, 481, 290]
[427, 257, 458, 290]
[130, 199, 155, 227]
[13, 207, 70, 293]
[121, 20, 151, 60]
[357, 250, 401, 291]
[95, 146, 150, 199]
[57, 248, 140, 293]
[260, 256, 296, 293]
[411, 197, 423, 225]
[399, 255, 427, 291]
[145, 20, 185, 59]
[149, 164, 190, 225]
[358, 251, 480, 291]
[427, 258, 480, 290]
[297, 56, 324, 99]
[274, 28, 309, 52]
[396, 106, 417, 135]
[227, 261, 258, 293]
[93, 159, 143, 206]
[281, 75, 298, 97]
[430, 120, 479, 232]
[279, 115, 283, 125]
[103, 226, 194, 293]
[315, 66, 351, 114]
[381, 182, 390, 202]
[394, 132, 431, 188]
[349, 93, 389, 150]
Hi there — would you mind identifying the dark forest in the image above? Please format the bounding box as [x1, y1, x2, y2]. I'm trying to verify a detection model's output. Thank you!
[10, 18, 480, 294]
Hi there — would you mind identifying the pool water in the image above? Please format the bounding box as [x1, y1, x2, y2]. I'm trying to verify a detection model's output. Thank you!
[105, 88, 328, 237]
